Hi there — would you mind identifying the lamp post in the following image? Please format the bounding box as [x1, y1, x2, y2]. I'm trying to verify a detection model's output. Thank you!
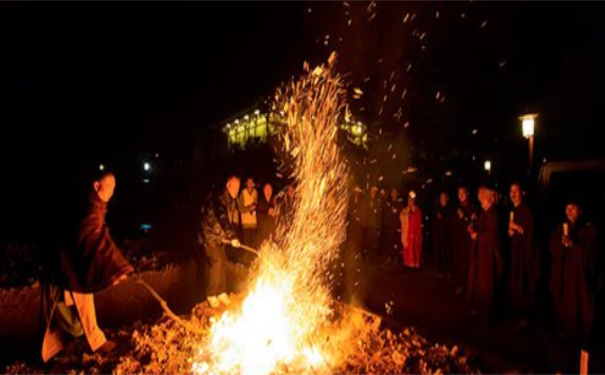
[484, 160, 492, 175]
[519, 113, 537, 173]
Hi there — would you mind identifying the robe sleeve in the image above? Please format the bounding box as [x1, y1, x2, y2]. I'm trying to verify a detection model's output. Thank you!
[400, 209, 409, 248]
[549, 225, 566, 262]
[477, 210, 503, 276]
[577, 225, 597, 284]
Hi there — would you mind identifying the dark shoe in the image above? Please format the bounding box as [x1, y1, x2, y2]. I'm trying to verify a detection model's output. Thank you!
[96, 340, 117, 354]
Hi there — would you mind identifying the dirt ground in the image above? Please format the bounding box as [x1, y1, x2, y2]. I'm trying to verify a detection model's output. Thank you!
[0, 260, 200, 368]
[3, 256, 603, 374]
[349, 260, 605, 374]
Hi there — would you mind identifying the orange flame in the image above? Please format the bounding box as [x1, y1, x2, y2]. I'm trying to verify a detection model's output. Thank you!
[192, 53, 354, 375]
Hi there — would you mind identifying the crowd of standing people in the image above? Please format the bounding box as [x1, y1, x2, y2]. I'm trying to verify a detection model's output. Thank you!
[346, 181, 603, 344]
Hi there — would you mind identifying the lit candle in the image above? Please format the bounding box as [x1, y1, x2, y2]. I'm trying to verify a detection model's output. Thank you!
[563, 222, 569, 236]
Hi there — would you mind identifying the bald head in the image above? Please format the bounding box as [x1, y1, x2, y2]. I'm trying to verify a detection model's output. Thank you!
[478, 186, 496, 211]
[94, 173, 116, 203]
[226, 176, 241, 199]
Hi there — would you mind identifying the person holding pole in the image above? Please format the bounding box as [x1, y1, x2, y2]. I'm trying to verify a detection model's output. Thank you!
[41, 170, 133, 362]
[199, 176, 242, 308]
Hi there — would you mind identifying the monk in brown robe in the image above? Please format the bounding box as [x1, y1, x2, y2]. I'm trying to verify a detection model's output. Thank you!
[467, 187, 503, 314]
[41, 171, 133, 362]
[549, 200, 597, 339]
[507, 183, 537, 323]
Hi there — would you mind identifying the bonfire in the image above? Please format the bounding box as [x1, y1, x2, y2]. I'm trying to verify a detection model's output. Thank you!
[5, 55, 480, 375]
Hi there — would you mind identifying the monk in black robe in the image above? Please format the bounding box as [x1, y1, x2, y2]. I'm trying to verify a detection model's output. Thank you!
[452, 187, 479, 292]
[550, 200, 597, 339]
[507, 183, 537, 322]
[433, 191, 452, 275]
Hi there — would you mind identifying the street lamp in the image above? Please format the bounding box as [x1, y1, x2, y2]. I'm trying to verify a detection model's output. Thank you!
[519, 113, 537, 173]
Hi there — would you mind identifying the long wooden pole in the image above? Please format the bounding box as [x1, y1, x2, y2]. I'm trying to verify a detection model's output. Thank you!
[221, 239, 260, 255]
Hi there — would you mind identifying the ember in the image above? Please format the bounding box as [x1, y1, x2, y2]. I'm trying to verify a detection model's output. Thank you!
[190, 53, 352, 375]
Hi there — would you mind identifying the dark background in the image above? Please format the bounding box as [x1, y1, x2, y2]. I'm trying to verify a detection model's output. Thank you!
[2, 2, 605, 244]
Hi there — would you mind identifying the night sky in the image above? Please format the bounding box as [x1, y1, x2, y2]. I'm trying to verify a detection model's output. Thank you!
[2, 2, 605, 238]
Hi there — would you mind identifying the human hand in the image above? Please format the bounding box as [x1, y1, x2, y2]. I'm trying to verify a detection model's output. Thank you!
[457, 209, 464, 219]
[562, 236, 573, 248]
[112, 274, 128, 287]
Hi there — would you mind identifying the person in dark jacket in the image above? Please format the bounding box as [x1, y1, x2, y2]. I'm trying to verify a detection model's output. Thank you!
[198, 175, 242, 308]
[549, 199, 597, 340]
[41, 171, 133, 362]
[507, 183, 537, 324]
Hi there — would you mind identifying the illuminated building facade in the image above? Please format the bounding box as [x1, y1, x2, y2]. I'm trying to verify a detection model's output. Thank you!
[221, 103, 368, 149]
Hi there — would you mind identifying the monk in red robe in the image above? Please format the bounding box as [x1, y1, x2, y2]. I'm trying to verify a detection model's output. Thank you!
[401, 190, 423, 268]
